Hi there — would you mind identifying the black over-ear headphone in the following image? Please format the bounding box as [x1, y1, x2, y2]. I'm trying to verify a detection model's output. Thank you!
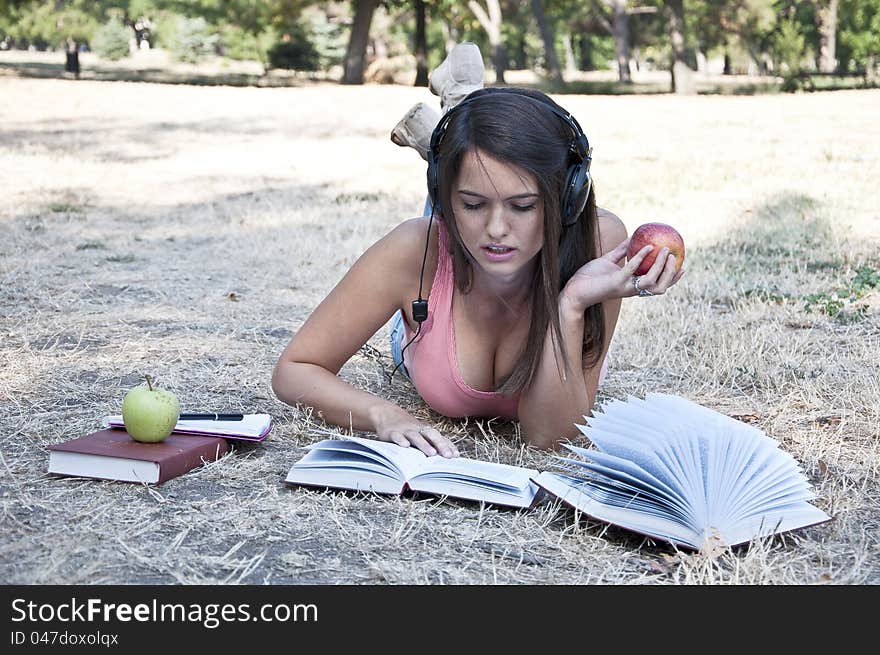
[426, 87, 593, 228]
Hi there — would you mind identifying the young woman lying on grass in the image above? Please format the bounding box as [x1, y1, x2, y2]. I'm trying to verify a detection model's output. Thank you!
[272, 87, 683, 458]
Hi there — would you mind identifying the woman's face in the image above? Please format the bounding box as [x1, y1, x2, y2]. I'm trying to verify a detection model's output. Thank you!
[450, 148, 544, 282]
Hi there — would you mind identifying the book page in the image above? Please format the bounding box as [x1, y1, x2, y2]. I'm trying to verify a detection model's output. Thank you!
[555, 450, 696, 526]
[719, 503, 832, 548]
[534, 472, 702, 549]
[649, 394, 775, 446]
[175, 414, 271, 437]
[554, 461, 694, 525]
[634, 396, 787, 522]
[580, 417, 695, 487]
[573, 394, 828, 544]
[292, 447, 402, 478]
[48, 451, 160, 484]
[332, 436, 429, 480]
[724, 442, 806, 511]
[298, 437, 429, 480]
[563, 444, 685, 503]
[725, 474, 817, 526]
[102, 414, 271, 439]
[285, 439, 409, 495]
[407, 456, 539, 508]
[414, 456, 536, 488]
[575, 424, 701, 513]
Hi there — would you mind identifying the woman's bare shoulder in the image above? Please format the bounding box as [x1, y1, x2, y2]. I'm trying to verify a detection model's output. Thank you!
[370, 216, 440, 296]
[380, 216, 438, 271]
[384, 215, 433, 250]
[595, 206, 628, 256]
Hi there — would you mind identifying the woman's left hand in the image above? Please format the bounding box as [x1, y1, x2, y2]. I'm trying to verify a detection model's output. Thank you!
[561, 238, 685, 312]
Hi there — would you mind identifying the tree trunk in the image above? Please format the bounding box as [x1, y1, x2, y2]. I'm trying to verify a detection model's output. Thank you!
[578, 35, 592, 70]
[468, 0, 506, 84]
[723, 51, 731, 75]
[342, 0, 380, 84]
[414, 0, 428, 86]
[662, 0, 696, 94]
[440, 21, 456, 54]
[532, 0, 563, 87]
[816, 0, 838, 74]
[562, 33, 577, 74]
[610, 0, 631, 83]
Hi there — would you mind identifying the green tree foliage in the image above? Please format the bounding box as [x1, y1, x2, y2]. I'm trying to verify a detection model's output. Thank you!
[773, 15, 807, 81]
[169, 15, 217, 62]
[686, 0, 774, 63]
[724, 0, 777, 70]
[837, 0, 880, 74]
[0, 1, 166, 49]
[159, 0, 310, 73]
[92, 17, 132, 59]
[267, 22, 319, 69]
[267, 39, 319, 70]
[1, 0, 99, 48]
[2, 0, 878, 87]
[303, 5, 347, 68]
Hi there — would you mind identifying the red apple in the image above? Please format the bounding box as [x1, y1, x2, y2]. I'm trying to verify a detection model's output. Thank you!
[626, 222, 685, 276]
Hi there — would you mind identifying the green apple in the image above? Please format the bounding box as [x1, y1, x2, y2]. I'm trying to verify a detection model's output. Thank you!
[122, 374, 180, 443]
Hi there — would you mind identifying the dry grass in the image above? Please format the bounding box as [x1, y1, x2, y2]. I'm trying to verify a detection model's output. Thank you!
[1, 75, 878, 585]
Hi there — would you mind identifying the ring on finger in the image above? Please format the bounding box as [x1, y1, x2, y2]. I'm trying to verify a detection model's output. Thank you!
[633, 276, 654, 297]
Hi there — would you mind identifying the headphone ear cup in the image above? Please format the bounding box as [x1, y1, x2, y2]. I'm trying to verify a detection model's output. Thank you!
[561, 163, 591, 227]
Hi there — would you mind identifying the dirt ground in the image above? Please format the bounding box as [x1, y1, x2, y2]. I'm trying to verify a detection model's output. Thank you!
[1, 75, 878, 584]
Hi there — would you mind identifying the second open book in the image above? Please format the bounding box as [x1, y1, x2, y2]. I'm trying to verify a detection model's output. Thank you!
[286, 394, 832, 550]
[287, 435, 540, 508]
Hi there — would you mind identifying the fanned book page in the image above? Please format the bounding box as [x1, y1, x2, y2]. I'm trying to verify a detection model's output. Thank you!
[532, 394, 831, 550]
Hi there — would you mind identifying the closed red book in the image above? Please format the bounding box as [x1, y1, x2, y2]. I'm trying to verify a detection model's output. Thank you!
[48, 429, 228, 484]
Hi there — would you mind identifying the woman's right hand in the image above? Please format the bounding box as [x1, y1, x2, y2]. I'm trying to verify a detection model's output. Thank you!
[561, 238, 684, 312]
[370, 404, 459, 458]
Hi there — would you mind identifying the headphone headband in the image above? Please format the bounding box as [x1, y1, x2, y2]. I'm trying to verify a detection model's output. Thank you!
[426, 88, 592, 227]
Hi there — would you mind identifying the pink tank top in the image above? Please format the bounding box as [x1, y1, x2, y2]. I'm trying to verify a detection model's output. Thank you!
[402, 222, 521, 419]
[401, 221, 609, 419]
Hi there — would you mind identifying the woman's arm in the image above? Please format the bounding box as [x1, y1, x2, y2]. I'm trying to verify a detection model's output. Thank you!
[516, 213, 626, 448]
[271, 217, 458, 458]
[517, 211, 683, 449]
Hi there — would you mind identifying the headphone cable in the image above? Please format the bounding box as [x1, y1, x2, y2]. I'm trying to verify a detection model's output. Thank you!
[388, 212, 434, 384]
[388, 321, 421, 383]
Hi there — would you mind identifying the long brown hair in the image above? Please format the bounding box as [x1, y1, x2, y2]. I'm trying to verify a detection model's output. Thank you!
[433, 88, 605, 394]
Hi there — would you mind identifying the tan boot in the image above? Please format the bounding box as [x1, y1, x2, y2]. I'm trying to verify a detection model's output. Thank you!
[390, 101, 441, 161]
[428, 41, 485, 113]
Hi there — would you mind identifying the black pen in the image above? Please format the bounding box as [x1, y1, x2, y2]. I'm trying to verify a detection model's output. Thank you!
[179, 413, 244, 421]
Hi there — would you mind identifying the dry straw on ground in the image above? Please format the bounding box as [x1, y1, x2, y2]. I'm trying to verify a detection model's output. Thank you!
[1, 76, 878, 585]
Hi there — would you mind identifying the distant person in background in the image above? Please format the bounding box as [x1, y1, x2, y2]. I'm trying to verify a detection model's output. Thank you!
[272, 45, 684, 457]
[64, 38, 80, 80]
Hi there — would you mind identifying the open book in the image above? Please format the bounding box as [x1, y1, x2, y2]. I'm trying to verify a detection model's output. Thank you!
[286, 436, 540, 509]
[102, 413, 271, 442]
[533, 394, 832, 551]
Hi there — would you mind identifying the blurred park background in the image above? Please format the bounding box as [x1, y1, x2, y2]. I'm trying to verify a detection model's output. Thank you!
[1, 1, 878, 93]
